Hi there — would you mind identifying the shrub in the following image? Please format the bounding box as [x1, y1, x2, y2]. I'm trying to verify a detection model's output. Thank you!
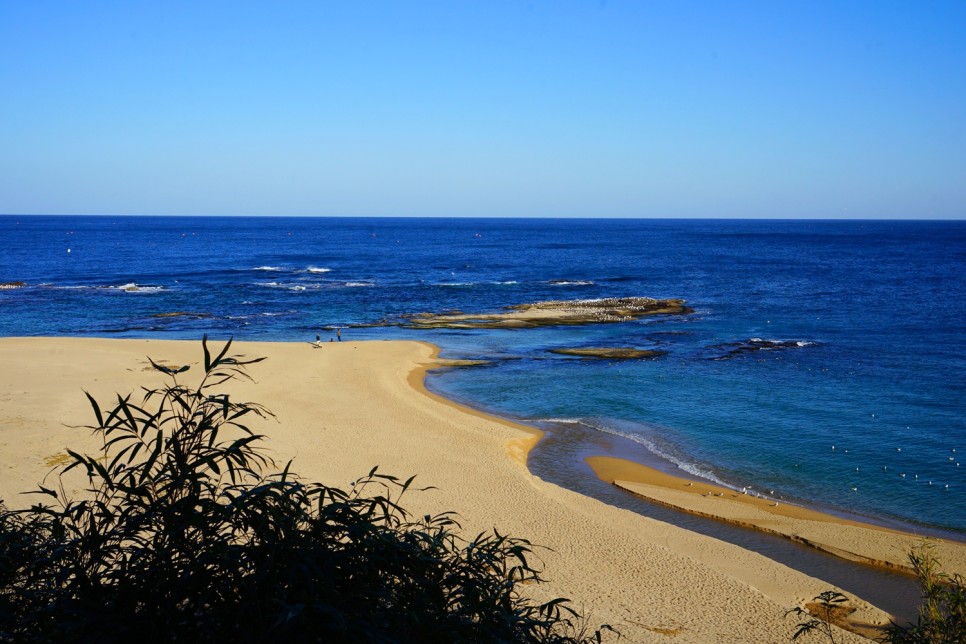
[787, 590, 851, 643]
[0, 338, 610, 642]
[788, 545, 966, 643]
[889, 544, 966, 643]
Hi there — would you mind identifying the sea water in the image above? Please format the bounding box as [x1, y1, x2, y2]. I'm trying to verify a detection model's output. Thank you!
[2, 215, 964, 534]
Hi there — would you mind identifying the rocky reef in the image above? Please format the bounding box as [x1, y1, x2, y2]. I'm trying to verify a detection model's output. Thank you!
[549, 347, 669, 360]
[149, 312, 212, 319]
[708, 338, 816, 360]
[400, 297, 692, 330]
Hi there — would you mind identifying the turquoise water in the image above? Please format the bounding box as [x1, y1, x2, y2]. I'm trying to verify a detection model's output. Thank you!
[1, 215, 964, 533]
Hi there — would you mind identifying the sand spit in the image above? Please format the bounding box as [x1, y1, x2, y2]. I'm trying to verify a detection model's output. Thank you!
[588, 455, 966, 576]
[0, 337, 891, 642]
[401, 296, 693, 329]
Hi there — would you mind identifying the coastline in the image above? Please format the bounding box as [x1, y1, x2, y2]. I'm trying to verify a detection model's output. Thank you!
[0, 336, 937, 641]
[587, 455, 966, 576]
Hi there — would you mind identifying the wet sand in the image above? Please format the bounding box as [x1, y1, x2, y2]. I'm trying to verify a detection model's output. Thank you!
[0, 337, 927, 642]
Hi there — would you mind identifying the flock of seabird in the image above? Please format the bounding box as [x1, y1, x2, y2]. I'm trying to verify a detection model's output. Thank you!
[684, 444, 958, 513]
[831, 444, 958, 492]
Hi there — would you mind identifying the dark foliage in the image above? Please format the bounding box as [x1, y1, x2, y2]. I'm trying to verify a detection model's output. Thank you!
[788, 545, 966, 643]
[0, 338, 610, 643]
[889, 545, 966, 643]
[787, 591, 850, 643]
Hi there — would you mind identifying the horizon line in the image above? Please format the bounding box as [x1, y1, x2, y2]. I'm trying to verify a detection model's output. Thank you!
[2, 213, 963, 222]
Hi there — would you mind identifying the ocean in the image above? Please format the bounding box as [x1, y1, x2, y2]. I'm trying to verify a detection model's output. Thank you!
[2, 215, 964, 535]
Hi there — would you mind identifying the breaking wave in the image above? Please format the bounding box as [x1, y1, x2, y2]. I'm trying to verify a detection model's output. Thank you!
[538, 416, 729, 487]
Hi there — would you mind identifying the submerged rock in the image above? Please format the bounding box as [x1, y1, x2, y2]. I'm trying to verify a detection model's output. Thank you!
[549, 347, 669, 360]
[400, 297, 692, 330]
[150, 312, 212, 319]
[708, 338, 817, 360]
[431, 358, 495, 369]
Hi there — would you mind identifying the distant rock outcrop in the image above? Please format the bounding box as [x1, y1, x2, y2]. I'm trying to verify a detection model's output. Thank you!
[149, 312, 212, 319]
[400, 297, 692, 330]
[549, 347, 669, 360]
[708, 338, 816, 360]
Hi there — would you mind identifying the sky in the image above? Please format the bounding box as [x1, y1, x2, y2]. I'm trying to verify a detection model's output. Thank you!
[1, 1, 964, 219]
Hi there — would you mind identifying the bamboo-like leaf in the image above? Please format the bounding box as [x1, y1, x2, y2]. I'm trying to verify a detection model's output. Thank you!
[148, 357, 190, 376]
[211, 337, 233, 368]
[139, 434, 163, 484]
[84, 390, 104, 428]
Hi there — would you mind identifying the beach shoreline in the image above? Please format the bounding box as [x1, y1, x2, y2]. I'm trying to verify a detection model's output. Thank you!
[586, 455, 965, 576]
[421, 361, 966, 552]
[2, 336, 953, 641]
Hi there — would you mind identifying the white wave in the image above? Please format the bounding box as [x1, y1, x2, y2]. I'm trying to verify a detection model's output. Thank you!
[38, 284, 92, 290]
[115, 283, 164, 293]
[226, 311, 295, 321]
[748, 338, 816, 348]
[255, 281, 315, 291]
[306, 266, 331, 273]
[344, 282, 374, 287]
[493, 280, 518, 285]
[252, 266, 281, 272]
[545, 416, 730, 488]
[438, 282, 476, 287]
[549, 280, 595, 286]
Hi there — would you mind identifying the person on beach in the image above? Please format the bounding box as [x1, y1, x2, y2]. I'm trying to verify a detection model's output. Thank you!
[337, 328, 341, 342]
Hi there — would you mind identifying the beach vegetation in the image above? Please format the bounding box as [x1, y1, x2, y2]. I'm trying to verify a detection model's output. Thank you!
[789, 545, 966, 643]
[889, 544, 966, 643]
[0, 338, 610, 642]
[787, 590, 850, 643]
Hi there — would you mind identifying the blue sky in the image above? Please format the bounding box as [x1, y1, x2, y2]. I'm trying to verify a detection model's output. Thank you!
[1, 1, 963, 218]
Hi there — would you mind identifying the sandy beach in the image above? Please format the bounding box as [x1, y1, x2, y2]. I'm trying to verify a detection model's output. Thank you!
[3, 337, 960, 642]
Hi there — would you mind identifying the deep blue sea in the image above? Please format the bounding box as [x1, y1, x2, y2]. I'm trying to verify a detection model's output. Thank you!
[2, 215, 964, 534]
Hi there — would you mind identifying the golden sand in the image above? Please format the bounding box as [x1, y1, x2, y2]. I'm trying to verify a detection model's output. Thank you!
[2, 337, 946, 642]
